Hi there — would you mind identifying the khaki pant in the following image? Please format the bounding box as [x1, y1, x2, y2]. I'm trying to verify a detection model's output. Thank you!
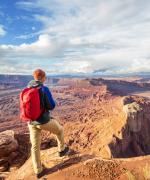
[28, 119, 65, 174]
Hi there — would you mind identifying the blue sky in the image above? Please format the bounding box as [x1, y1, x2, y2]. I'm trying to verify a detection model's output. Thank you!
[0, 0, 150, 75]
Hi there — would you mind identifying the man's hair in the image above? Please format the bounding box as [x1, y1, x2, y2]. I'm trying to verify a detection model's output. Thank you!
[33, 69, 46, 81]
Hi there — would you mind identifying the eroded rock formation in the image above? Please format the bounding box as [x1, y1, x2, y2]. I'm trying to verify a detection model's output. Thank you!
[109, 96, 150, 158]
[0, 130, 18, 172]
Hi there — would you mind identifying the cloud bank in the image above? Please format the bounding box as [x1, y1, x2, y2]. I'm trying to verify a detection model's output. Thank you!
[0, 0, 150, 75]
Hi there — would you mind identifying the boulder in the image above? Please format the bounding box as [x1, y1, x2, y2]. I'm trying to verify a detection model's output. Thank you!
[0, 130, 18, 172]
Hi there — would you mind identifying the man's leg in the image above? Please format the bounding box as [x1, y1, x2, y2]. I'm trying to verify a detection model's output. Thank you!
[38, 119, 65, 152]
[28, 124, 42, 174]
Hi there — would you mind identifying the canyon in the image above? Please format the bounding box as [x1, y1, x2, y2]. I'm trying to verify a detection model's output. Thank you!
[0, 76, 150, 179]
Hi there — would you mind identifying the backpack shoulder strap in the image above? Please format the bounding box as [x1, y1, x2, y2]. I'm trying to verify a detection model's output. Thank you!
[38, 86, 45, 109]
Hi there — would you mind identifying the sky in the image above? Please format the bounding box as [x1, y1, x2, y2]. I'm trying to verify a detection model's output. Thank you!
[0, 0, 150, 75]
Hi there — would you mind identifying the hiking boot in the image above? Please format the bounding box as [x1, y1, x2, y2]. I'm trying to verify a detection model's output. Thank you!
[36, 165, 48, 179]
[59, 146, 69, 157]
[36, 170, 45, 179]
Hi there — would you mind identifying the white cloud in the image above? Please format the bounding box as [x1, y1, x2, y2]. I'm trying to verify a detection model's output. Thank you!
[51, 60, 92, 74]
[0, 25, 6, 37]
[1, 0, 150, 74]
[0, 34, 66, 57]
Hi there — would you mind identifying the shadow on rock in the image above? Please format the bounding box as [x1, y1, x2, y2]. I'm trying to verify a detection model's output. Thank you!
[43, 153, 94, 177]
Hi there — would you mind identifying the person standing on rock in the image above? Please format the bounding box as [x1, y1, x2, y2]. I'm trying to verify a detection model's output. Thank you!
[20, 69, 69, 178]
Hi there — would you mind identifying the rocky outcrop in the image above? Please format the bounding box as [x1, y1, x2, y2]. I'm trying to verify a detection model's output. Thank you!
[0, 130, 19, 172]
[8, 147, 150, 180]
[109, 96, 150, 158]
[123, 101, 143, 132]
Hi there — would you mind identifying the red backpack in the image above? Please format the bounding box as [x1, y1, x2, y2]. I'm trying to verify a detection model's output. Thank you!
[20, 87, 44, 122]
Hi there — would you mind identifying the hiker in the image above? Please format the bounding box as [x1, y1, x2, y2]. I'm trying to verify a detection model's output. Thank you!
[20, 69, 69, 178]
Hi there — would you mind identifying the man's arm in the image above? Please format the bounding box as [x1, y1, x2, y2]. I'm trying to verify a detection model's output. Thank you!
[42, 86, 56, 110]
